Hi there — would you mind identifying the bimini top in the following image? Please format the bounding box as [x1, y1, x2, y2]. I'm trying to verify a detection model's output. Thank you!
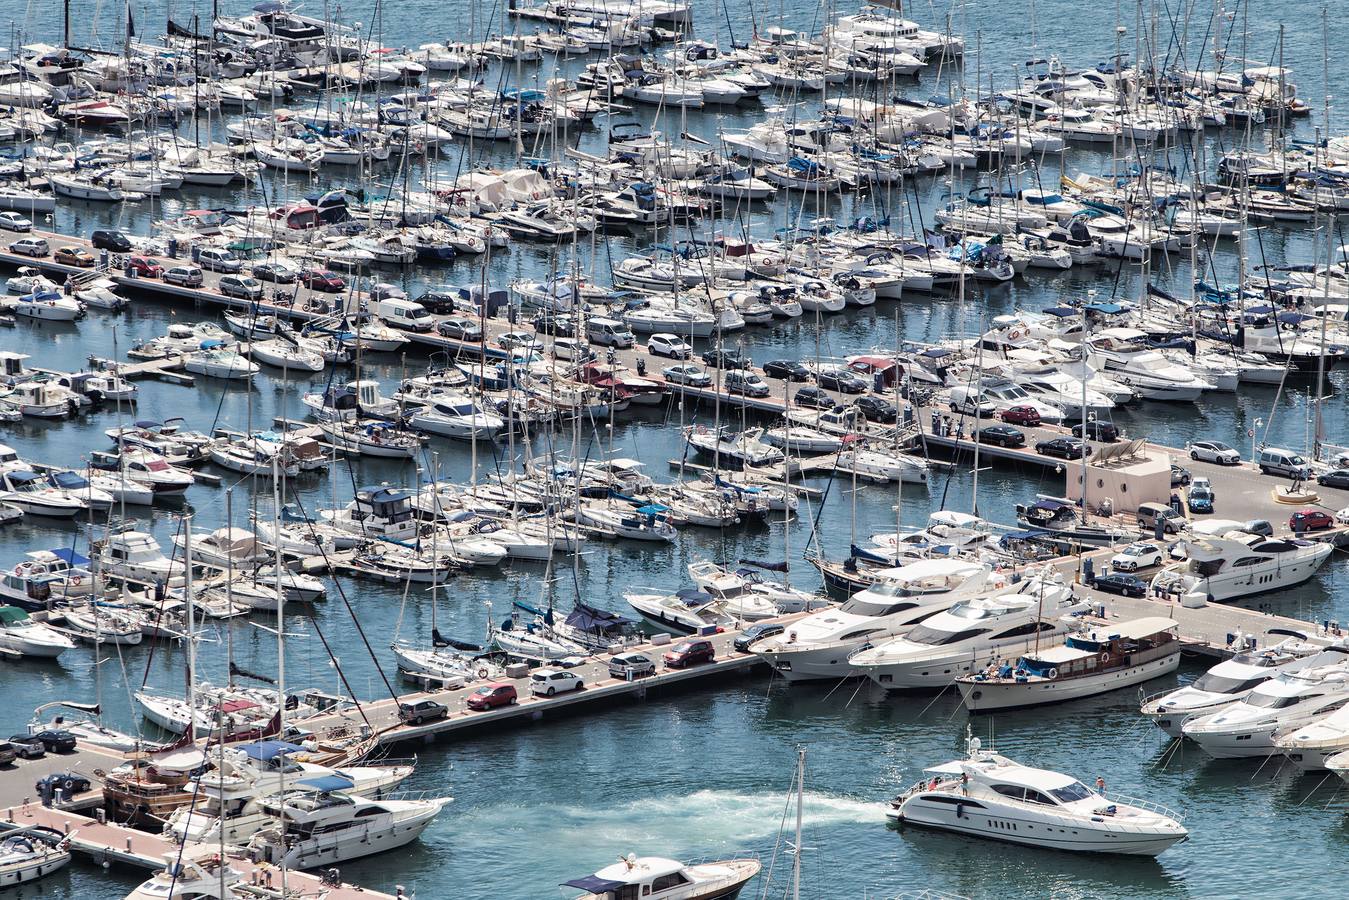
[238, 740, 304, 762]
[295, 774, 355, 794]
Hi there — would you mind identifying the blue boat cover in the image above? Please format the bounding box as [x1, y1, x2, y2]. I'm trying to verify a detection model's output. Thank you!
[240, 740, 304, 761]
[295, 774, 355, 793]
[48, 548, 91, 566]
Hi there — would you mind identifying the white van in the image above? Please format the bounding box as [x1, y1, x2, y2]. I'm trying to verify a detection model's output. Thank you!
[1256, 447, 1309, 479]
[374, 298, 434, 332]
[586, 316, 635, 348]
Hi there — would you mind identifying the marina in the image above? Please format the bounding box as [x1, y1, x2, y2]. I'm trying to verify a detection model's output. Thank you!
[0, 0, 1348, 896]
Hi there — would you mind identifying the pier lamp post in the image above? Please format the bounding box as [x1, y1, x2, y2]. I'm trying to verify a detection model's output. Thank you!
[1251, 418, 1263, 464]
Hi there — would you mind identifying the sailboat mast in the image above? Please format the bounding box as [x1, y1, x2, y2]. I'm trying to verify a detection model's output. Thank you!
[792, 746, 805, 900]
[271, 454, 289, 895]
[183, 514, 196, 744]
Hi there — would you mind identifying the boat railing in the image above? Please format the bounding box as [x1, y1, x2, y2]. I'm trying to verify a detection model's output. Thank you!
[1138, 687, 1177, 709]
[1099, 791, 1184, 822]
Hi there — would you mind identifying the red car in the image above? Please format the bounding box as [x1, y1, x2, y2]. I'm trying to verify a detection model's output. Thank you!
[663, 639, 716, 669]
[1289, 509, 1334, 532]
[1000, 405, 1042, 427]
[465, 683, 517, 711]
[300, 269, 346, 293]
[126, 256, 164, 278]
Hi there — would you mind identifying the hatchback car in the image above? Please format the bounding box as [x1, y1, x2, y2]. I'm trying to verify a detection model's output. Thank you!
[854, 395, 897, 423]
[29, 729, 76, 753]
[0, 211, 32, 232]
[814, 366, 868, 394]
[163, 265, 204, 287]
[35, 772, 91, 796]
[466, 683, 518, 711]
[299, 269, 344, 292]
[1188, 482, 1215, 514]
[999, 405, 1042, 427]
[647, 333, 692, 359]
[197, 247, 242, 272]
[437, 316, 483, 342]
[725, 370, 770, 398]
[1071, 420, 1120, 442]
[1290, 509, 1334, 532]
[762, 359, 810, 382]
[1170, 464, 1193, 487]
[1318, 470, 1349, 490]
[532, 312, 575, 337]
[1189, 440, 1240, 465]
[794, 386, 834, 409]
[0, 742, 16, 767]
[1110, 542, 1165, 572]
[417, 289, 458, 315]
[978, 425, 1025, 448]
[127, 256, 165, 278]
[1035, 436, 1086, 460]
[733, 622, 785, 653]
[702, 348, 749, 370]
[54, 246, 95, 267]
[8, 237, 49, 257]
[497, 331, 541, 353]
[6, 734, 45, 759]
[1093, 572, 1149, 598]
[91, 229, 132, 252]
[252, 261, 297, 284]
[397, 699, 448, 725]
[663, 364, 712, 388]
[664, 639, 716, 668]
[608, 653, 657, 680]
[529, 667, 584, 697]
[218, 274, 263, 300]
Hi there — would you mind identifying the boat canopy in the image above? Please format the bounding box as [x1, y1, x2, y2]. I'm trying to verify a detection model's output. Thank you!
[239, 740, 304, 761]
[565, 603, 635, 634]
[295, 774, 355, 793]
[0, 606, 30, 624]
[46, 547, 90, 566]
[676, 588, 716, 606]
[562, 876, 627, 893]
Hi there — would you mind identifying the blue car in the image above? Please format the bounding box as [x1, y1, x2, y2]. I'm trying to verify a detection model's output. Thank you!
[1187, 487, 1214, 514]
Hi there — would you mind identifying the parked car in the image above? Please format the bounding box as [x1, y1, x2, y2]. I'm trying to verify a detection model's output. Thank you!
[29, 730, 76, 753]
[0, 211, 33, 232]
[1137, 502, 1185, 535]
[127, 256, 166, 278]
[978, 425, 1025, 448]
[163, 265, 204, 287]
[1189, 440, 1240, 465]
[552, 337, 594, 362]
[1258, 448, 1310, 479]
[1092, 571, 1149, 598]
[218, 274, 263, 301]
[496, 331, 541, 353]
[702, 348, 749, 370]
[0, 742, 16, 767]
[999, 405, 1041, 427]
[6, 735, 45, 759]
[197, 247, 242, 272]
[466, 683, 517, 711]
[1110, 542, 1165, 572]
[1317, 469, 1349, 489]
[416, 288, 458, 315]
[663, 364, 712, 388]
[854, 395, 897, 423]
[607, 653, 656, 679]
[794, 386, 834, 409]
[1170, 464, 1192, 487]
[369, 283, 405, 302]
[1071, 420, 1120, 442]
[814, 365, 868, 394]
[437, 316, 483, 342]
[529, 667, 584, 696]
[663, 639, 716, 668]
[762, 359, 810, 382]
[397, 699, 448, 726]
[1188, 479, 1215, 513]
[55, 245, 96, 267]
[91, 229, 132, 252]
[1289, 509, 1334, 532]
[299, 269, 345, 292]
[8, 237, 49, 257]
[1035, 436, 1086, 460]
[532, 311, 575, 337]
[1244, 519, 1274, 537]
[251, 261, 297, 283]
[725, 370, 771, 398]
[35, 772, 90, 796]
[647, 333, 693, 359]
[733, 622, 785, 653]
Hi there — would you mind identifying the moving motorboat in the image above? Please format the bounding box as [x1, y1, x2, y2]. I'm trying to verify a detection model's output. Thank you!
[562, 853, 762, 900]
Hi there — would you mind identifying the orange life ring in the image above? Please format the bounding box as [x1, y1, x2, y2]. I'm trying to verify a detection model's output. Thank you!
[70, 575, 82, 586]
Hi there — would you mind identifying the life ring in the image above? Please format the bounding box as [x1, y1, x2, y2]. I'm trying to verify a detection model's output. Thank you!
[1099, 652, 1109, 663]
[1047, 668, 1059, 680]
[70, 575, 82, 586]
[1008, 328, 1024, 340]
[14, 562, 30, 575]
[477, 667, 488, 679]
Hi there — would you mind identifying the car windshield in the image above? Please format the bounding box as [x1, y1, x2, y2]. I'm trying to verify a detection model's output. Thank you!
[1049, 781, 1093, 803]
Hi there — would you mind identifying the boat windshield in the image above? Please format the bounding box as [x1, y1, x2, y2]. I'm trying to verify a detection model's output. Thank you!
[1048, 781, 1093, 803]
[903, 624, 990, 646]
[1193, 672, 1268, 694]
[1245, 692, 1306, 710]
[838, 597, 919, 617]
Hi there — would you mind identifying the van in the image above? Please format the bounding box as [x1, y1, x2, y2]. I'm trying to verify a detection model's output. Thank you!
[586, 316, 635, 348]
[1257, 447, 1309, 479]
[1137, 501, 1184, 534]
[375, 298, 434, 332]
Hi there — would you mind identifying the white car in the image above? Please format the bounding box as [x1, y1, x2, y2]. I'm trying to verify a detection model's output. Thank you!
[1111, 542, 1166, 572]
[8, 237, 48, 257]
[529, 667, 583, 697]
[663, 364, 712, 387]
[0, 212, 33, 232]
[1189, 440, 1240, 465]
[647, 332, 693, 359]
[496, 331, 541, 352]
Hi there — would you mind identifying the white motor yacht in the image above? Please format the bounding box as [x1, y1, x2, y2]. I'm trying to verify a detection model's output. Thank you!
[90, 529, 185, 583]
[91, 449, 196, 496]
[408, 392, 505, 440]
[624, 588, 740, 632]
[888, 735, 1187, 856]
[0, 470, 86, 517]
[1085, 328, 1213, 400]
[182, 348, 259, 380]
[687, 560, 826, 614]
[753, 560, 999, 682]
[0, 605, 76, 658]
[1150, 532, 1333, 604]
[123, 848, 243, 899]
[320, 486, 420, 542]
[561, 853, 762, 900]
[684, 426, 785, 468]
[173, 527, 268, 568]
[247, 788, 450, 868]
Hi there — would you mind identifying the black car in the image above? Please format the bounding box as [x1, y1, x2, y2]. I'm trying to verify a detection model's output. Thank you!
[1072, 420, 1121, 442]
[733, 622, 786, 653]
[1170, 464, 1192, 487]
[251, 262, 297, 284]
[1035, 437, 1087, 460]
[979, 425, 1025, 447]
[702, 348, 749, 370]
[1092, 571, 1149, 598]
[854, 395, 897, 423]
[794, 386, 834, 409]
[30, 729, 76, 753]
[417, 289, 458, 315]
[35, 772, 90, 797]
[815, 368, 868, 393]
[90, 229, 132, 253]
[532, 311, 576, 337]
[762, 359, 810, 382]
[7, 735, 45, 759]
[397, 699, 449, 726]
[1318, 469, 1349, 489]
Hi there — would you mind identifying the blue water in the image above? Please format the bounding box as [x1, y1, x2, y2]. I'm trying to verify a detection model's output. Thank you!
[1, 0, 1348, 897]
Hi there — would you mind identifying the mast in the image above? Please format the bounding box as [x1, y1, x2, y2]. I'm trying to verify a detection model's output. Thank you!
[271, 454, 288, 896]
[791, 746, 805, 900]
[183, 514, 196, 744]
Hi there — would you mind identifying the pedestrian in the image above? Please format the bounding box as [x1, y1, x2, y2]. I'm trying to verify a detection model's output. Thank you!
[960, 772, 969, 795]
[1095, 776, 1106, 793]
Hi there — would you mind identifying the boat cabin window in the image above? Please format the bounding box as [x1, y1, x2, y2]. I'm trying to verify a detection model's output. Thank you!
[839, 597, 918, 617]
[1230, 557, 1265, 568]
[1189, 558, 1224, 576]
[1049, 781, 1093, 803]
[904, 624, 991, 646]
[651, 871, 691, 891]
[1193, 672, 1268, 694]
[993, 621, 1059, 639]
[1022, 789, 1055, 805]
[991, 784, 1025, 800]
[1247, 692, 1313, 710]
